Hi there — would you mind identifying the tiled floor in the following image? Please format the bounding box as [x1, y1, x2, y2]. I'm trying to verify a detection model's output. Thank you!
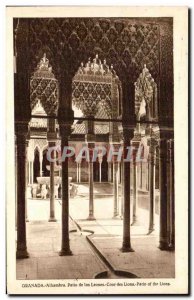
[17, 191, 174, 280]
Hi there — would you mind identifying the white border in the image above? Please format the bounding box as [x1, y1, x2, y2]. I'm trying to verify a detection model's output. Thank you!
[5, 5, 188, 296]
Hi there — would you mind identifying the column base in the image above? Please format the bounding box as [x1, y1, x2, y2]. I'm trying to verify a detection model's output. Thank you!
[147, 228, 155, 235]
[120, 246, 135, 253]
[121, 241, 134, 253]
[112, 214, 120, 219]
[131, 218, 140, 226]
[87, 215, 96, 221]
[168, 243, 175, 251]
[59, 249, 73, 256]
[159, 241, 170, 251]
[48, 217, 57, 222]
[16, 249, 29, 259]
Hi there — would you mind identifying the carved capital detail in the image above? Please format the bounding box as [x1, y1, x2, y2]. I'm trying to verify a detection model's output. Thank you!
[59, 124, 72, 140]
[58, 107, 74, 125]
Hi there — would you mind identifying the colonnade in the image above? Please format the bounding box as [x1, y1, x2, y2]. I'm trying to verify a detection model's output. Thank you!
[15, 120, 174, 258]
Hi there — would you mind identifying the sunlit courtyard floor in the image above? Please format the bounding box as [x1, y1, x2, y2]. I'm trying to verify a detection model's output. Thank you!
[16, 184, 175, 280]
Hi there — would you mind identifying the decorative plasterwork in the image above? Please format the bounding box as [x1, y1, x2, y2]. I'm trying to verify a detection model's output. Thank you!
[30, 53, 59, 116]
[72, 54, 120, 118]
[134, 64, 157, 119]
[30, 100, 47, 129]
[27, 19, 160, 83]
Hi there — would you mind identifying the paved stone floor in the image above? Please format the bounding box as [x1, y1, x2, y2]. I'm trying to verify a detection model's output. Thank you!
[16, 185, 174, 280]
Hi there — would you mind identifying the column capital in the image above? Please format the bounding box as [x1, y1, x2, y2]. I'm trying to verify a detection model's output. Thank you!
[132, 132, 141, 149]
[167, 138, 174, 148]
[85, 118, 95, 143]
[147, 137, 159, 149]
[47, 132, 58, 143]
[158, 127, 174, 140]
[122, 126, 135, 142]
[15, 121, 29, 138]
[48, 141, 56, 147]
[59, 124, 73, 139]
[58, 107, 74, 125]
[47, 118, 57, 143]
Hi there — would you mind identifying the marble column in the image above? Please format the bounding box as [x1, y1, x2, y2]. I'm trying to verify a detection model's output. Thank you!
[131, 137, 141, 226]
[121, 159, 124, 219]
[140, 161, 143, 189]
[15, 141, 17, 230]
[31, 160, 34, 184]
[120, 158, 124, 218]
[16, 123, 29, 259]
[108, 162, 112, 182]
[28, 161, 31, 185]
[118, 162, 121, 184]
[159, 138, 169, 250]
[40, 152, 43, 177]
[78, 163, 81, 183]
[113, 159, 119, 217]
[168, 139, 175, 250]
[148, 139, 157, 234]
[99, 160, 102, 183]
[86, 118, 95, 221]
[25, 140, 29, 222]
[121, 127, 134, 252]
[48, 142, 56, 222]
[76, 163, 79, 183]
[59, 125, 72, 256]
[146, 162, 150, 191]
[87, 143, 95, 220]
[132, 153, 138, 225]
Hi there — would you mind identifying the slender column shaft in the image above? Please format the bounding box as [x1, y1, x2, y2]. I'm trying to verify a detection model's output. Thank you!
[146, 162, 150, 191]
[168, 139, 175, 250]
[79, 163, 81, 183]
[121, 129, 134, 252]
[76, 163, 79, 183]
[148, 143, 156, 233]
[113, 160, 119, 217]
[31, 160, 34, 184]
[132, 159, 138, 224]
[99, 162, 102, 183]
[28, 161, 30, 185]
[15, 142, 17, 229]
[140, 161, 143, 189]
[118, 162, 121, 184]
[49, 142, 56, 222]
[25, 143, 29, 222]
[86, 118, 95, 220]
[89, 160, 94, 217]
[159, 138, 169, 250]
[40, 153, 43, 177]
[60, 130, 72, 255]
[16, 128, 29, 258]
[120, 159, 124, 218]
[108, 162, 112, 182]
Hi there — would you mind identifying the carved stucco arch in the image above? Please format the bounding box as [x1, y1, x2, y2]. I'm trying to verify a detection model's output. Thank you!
[72, 54, 121, 118]
[30, 53, 59, 116]
[14, 18, 160, 118]
[15, 18, 174, 126]
[135, 64, 158, 122]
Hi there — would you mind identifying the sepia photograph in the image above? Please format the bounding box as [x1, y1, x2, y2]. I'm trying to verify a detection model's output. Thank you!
[6, 6, 188, 295]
